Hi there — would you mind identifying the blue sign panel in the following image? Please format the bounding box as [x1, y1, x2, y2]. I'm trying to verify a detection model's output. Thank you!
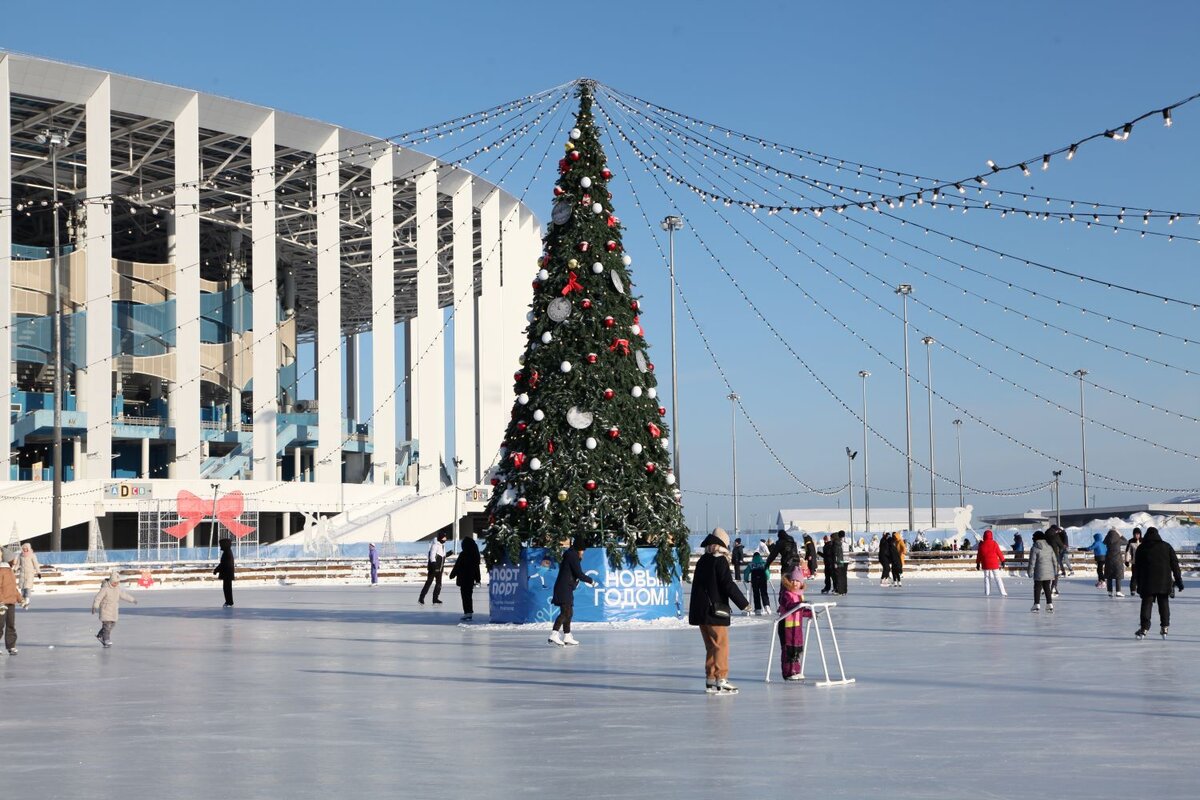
[488, 547, 683, 624]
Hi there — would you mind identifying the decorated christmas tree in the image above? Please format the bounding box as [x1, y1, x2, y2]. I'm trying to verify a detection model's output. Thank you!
[483, 82, 690, 581]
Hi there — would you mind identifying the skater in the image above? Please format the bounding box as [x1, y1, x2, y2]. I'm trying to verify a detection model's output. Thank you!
[1012, 532, 1025, 561]
[450, 531, 481, 621]
[1125, 528, 1142, 573]
[755, 538, 771, 558]
[802, 534, 818, 579]
[0, 547, 22, 654]
[91, 571, 137, 647]
[832, 531, 849, 594]
[549, 537, 599, 646]
[745, 552, 770, 614]
[688, 528, 750, 694]
[368, 543, 380, 586]
[820, 535, 835, 594]
[777, 565, 811, 681]
[1132, 527, 1183, 639]
[765, 528, 799, 575]
[1080, 532, 1107, 587]
[1103, 529, 1127, 597]
[17, 542, 40, 604]
[975, 530, 1008, 597]
[213, 538, 235, 607]
[731, 537, 745, 581]
[1049, 525, 1072, 579]
[890, 531, 907, 588]
[878, 530, 894, 587]
[418, 531, 448, 605]
[1027, 531, 1056, 612]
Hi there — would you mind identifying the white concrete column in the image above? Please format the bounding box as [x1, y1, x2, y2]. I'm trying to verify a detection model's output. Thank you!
[172, 95, 201, 479]
[314, 130, 342, 484]
[370, 151, 396, 485]
[0, 56, 10, 460]
[413, 166, 444, 494]
[498, 197, 522, 419]
[140, 437, 150, 478]
[250, 114, 277, 480]
[84, 77, 113, 480]
[476, 189, 502, 469]
[448, 173, 477, 484]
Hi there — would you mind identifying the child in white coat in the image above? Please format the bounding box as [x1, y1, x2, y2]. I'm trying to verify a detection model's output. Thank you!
[92, 571, 137, 647]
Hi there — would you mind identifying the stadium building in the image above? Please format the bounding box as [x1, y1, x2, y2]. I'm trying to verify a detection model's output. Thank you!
[0, 52, 538, 552]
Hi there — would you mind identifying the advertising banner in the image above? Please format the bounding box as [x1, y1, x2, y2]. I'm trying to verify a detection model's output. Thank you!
[488, 546, 683, 623]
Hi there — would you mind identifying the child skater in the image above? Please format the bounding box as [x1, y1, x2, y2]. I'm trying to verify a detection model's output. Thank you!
[92, 570, 137, 647]
[777, 565, 812, 681]
[746, 552, 771, 614]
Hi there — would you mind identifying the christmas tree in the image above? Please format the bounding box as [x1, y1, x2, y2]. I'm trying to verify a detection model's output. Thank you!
[483, 82, 690, 581]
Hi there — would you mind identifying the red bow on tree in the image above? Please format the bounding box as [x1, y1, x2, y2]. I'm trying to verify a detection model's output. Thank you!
[561, 271, 583, 296]
[163, 490, 256, 540]
[647, 422, 662, 439]
[528, 371, 540, 389]
[609, 338, 631, 355]
[511, 452, 526, 470]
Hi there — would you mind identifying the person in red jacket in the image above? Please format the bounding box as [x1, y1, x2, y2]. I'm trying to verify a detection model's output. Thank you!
[975, 530, 1008, 597]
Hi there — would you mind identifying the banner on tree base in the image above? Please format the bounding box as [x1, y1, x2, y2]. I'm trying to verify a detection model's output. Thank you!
[489, 547, 683, 624]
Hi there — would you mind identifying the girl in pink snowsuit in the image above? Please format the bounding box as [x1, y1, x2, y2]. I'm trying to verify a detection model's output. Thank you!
[778, 566, 812, 680]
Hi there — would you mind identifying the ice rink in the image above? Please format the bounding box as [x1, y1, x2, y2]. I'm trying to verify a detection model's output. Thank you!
[4, 573, 1197, 798]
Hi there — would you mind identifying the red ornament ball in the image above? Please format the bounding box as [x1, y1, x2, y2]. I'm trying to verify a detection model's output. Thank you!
[607, 426, 620, 440]
[630, 300, 640, 312]
[647, 362, 655, 372]
[578, 241, 590, 252]
[490, 477, 500, 487]
[645, 462, 657, 474]
[516, 422, 527, 432]
[585, 480, 598, 491]
[601, 168, 613, 180]
[586, 353, 598, 364]
[569, 151, 581, 162]
[581, 298, 593, 310]
[605, 240, 619, 252]
[658, 406, 667, 416]
[603, 316, 615, 328]
[603, 388, 615, 400]
[553, 186, 564, 197]
[516, 497, 529, 510]
[514, 371, 523, 382]
[532, 280, 540, 289]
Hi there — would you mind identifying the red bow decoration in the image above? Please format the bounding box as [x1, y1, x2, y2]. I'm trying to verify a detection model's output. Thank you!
[511, 452, 527, 470]
[528, 370, 540, 389]
[561, 271, 583, 296]
[609, 338, 631, 356]
[647, 422, 662, 439]
[163, 490, 256, 540]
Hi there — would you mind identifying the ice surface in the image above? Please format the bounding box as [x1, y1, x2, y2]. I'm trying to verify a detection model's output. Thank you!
[4, 576, 1198, 798]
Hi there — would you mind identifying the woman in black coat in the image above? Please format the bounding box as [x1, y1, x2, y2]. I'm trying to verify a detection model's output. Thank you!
[1102, 529, 1127, 597]
[688, 528, 750, 694]
[548, 539, 598, 647]
[449, 532, 482, 621]
[802, 534, 818, 578]
[878, 532, 894, 588]
[214, 538, 235, 607]
[1132, 527, 1184, 638]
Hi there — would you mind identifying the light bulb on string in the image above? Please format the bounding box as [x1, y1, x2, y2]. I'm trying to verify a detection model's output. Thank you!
[1164, 108, 1173, 127]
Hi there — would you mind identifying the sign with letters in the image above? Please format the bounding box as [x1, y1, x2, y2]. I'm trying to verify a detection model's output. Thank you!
[103, 482, 153, 499]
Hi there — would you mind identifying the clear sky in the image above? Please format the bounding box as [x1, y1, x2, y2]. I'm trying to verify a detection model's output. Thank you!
[5, 0, 1199, 531]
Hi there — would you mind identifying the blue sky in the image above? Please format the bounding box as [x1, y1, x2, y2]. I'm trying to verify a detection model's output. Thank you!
[6, 0, 1199, 530]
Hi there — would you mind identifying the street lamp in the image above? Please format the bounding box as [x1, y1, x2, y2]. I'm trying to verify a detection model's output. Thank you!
[952, 419, 964, 508]
[1052, 470, 1063, 527]
[451, 456, 468, 554]
[922, 336, 937, 528]
[1073, 369, 1089, 507]
[846, 448, 858, 536]
[896, 284, 915, 532]
[37, 130, 70, 552]
[858, 370, 871, 533]
[728, 392, 740, 537]
[661, 215, 684, 488]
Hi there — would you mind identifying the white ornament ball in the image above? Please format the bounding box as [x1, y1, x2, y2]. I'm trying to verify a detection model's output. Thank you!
[631, 442, 643, 455]
[580, 176, 592, 188]
[585, 437, 598, 450]
[666, 472, 676, 486]
[630, 323, 642, 336]
[631, 386, 643, 398]
[530, 458, 542, 471]
[517, 393, 529, 405]
[570, 128, 582, 140]
[541, 331, 553, 344]
[622, 254, 632, 266]
[560, 361, 572, 373]
[538, 268, 549, 282]
[591, 261, 604, 274]
[661, 438, 669, 450]
[533, 409, 545, 422]
[592, 203, 604, 214]
[647, 387, 657, 399]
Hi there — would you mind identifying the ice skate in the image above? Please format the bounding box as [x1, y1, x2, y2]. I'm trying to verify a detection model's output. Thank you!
[1161, 627, 1169, 640]
[102, 641, 112, 648]
[6, 647, 16, 655]
[1108, 591, 1113, 597]
[1031, 604, 1040, 612]
[1115, 591, 1124, 597]
[715, 679, 738, 695]
[705, 682, 719, 694]
[1135, 628, 1147, 640]
[562, 633, 580, 646]
[547, 630, 564, 646]
[460, 613, 473, 622]
[785, 673, 804, 682]
[1047, 603, 1054, 612]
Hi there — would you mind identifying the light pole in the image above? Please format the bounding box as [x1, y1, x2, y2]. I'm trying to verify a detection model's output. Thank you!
[846, 448, 857, 536]
[728, 392, 740, 537]
[661, 215, 684, 487]
[1073, 369, 1089, 507]
[37, 130, 69, 552]
[451, 456, 466, 554]
[896, 284, 915, 532]
[922, 336, 937, 528]
[952, 419, 964, 507]
[1052, 470, 1063, 527]
[858, 370, 871, 534]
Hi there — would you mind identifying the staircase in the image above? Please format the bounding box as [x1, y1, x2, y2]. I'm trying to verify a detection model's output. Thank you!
[271, 485, 457, 546]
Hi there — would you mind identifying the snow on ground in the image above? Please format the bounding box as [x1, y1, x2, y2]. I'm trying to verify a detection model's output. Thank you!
[4, 575, 1198, 799]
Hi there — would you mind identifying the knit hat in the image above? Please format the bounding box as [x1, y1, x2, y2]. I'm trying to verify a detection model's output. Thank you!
[109, 570, 122, 583]
[1, 546, 18, 563]
[710, 527, 730, 548]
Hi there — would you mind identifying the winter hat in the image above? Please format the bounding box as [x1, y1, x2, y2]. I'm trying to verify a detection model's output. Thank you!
[1, 545, 18, 563]
[710, 528, 730, 548]
[108, 570, 122, 583]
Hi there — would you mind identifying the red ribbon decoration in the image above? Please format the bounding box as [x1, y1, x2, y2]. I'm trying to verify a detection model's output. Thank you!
[561, 271, 583, 296]
[647, 422, 662, 439]
[609, 338, 631, 356]
[511, 452, 527, 470]
[163, 490, 256, 540]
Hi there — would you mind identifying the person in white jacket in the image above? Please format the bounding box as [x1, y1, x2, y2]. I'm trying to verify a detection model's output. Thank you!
[92, 571, 137, 647]
[18, 543, 40, 604]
